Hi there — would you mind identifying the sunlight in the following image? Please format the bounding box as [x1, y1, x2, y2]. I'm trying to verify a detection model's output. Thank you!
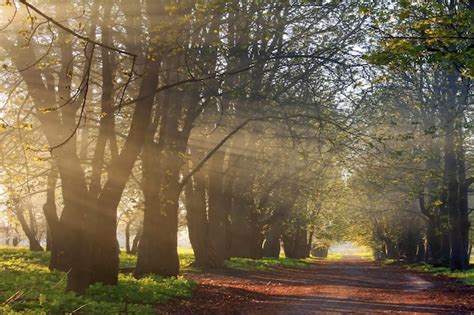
[0, 0, 472, 313]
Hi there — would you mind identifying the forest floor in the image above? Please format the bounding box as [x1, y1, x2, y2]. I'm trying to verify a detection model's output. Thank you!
[157, 256, 474, 314]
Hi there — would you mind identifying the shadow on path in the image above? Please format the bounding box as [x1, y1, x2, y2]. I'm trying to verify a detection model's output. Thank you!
[157, 256, 474, 314]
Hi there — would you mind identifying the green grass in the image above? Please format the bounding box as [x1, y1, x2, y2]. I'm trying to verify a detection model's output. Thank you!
[119, 252, 137, 268]
[224, 256, 313, 271]
[326, 253, 343, 261]
[224, 250, 377, 270]
[320, 250, 374, 261]
[382, 259, 474, 286]
[120, 248, 195, 271]
[352, 249, 374, 261]
[0, 246, 337, 313]
[0, 247, 195, 314]
[381, 258, 396, 265]
[404, 263, 474, 286]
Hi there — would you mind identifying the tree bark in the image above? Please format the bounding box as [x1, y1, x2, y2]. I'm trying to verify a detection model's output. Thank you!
[228, 137, 260, 259]
[15, 204, 43, 252]
[125, 220, 132, 254]
[131, 225, 142, 255]
[443, 72, 469, 271]
[206, 148, 231, 267]
[262, 221, 283, 258]
[135, 86, 188, 277]
[184, 149, 209, 267]
[135, 147, 182, 277]
[283, 226, 310, 259]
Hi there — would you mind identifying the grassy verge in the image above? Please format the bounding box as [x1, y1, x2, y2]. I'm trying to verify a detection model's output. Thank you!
[1, 246, 382, 312]
[405, 263, 474, 286]
[323, 250, 374, 261]
[326, 253, 343, 261]
[119, 248, 195, 271]
[0, 247, 194, 314]
[353, 250, 374, 261]
[382, 259, 474, 286]
[224, 256, 313, 271]
[224, 250, 376, 270]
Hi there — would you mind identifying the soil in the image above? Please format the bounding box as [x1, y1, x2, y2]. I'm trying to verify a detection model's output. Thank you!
[156, 257, 474, 314]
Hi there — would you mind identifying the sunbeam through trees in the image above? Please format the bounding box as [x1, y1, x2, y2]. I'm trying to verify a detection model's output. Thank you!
[0, 0, 472, 313]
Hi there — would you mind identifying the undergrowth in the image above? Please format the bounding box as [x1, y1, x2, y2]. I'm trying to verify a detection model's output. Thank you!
[224, 256, 312, 271]
[0, 247, 194, 314]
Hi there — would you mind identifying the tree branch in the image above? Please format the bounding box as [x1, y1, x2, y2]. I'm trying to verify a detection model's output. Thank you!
[18, 0, 135, 57]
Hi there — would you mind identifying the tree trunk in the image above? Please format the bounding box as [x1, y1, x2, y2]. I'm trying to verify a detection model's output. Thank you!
[439, 198, 451, 265]
[228, 139, 260, 259]
[86, 50, 160, 286]
[125, 220, 132, 254]
[16, 209, 43, 252]
[283, 226, 309, 259]
[46, 227, 52, 252]
[130, 226, 142, 255]
[58, 155, 91, 293]
[445, 134, 467, 270]
[262, 186, 300, 258]
[135, 136, 182, 277]
[263, 222, 283, 258]
[385, 240, 399, 260]
[425, 219, 441, 262]
[184, 160, 209, 267]
[416, 237, 426, 262]
[42, 167, 64, 268]
[312, 247, 329, 258]
[456, 126, 471, 269]
[443, 73, 469, 271]
[206, 148, 231, 267]
[135, 178, 181, 277]
[229, 196, 255, 258]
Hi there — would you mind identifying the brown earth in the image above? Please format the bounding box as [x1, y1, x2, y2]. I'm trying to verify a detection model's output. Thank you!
[156, 257, 474, 314]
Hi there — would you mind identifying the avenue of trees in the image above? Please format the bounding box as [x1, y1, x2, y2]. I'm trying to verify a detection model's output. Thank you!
[348, 0, 474, 270]
[0, 0, 472, 294]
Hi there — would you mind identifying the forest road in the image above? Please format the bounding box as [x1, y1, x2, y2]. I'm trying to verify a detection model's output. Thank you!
[156, 257, 474, 314]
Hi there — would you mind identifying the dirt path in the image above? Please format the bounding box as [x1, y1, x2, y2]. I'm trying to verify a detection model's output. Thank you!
[157, 257, 474, 314]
